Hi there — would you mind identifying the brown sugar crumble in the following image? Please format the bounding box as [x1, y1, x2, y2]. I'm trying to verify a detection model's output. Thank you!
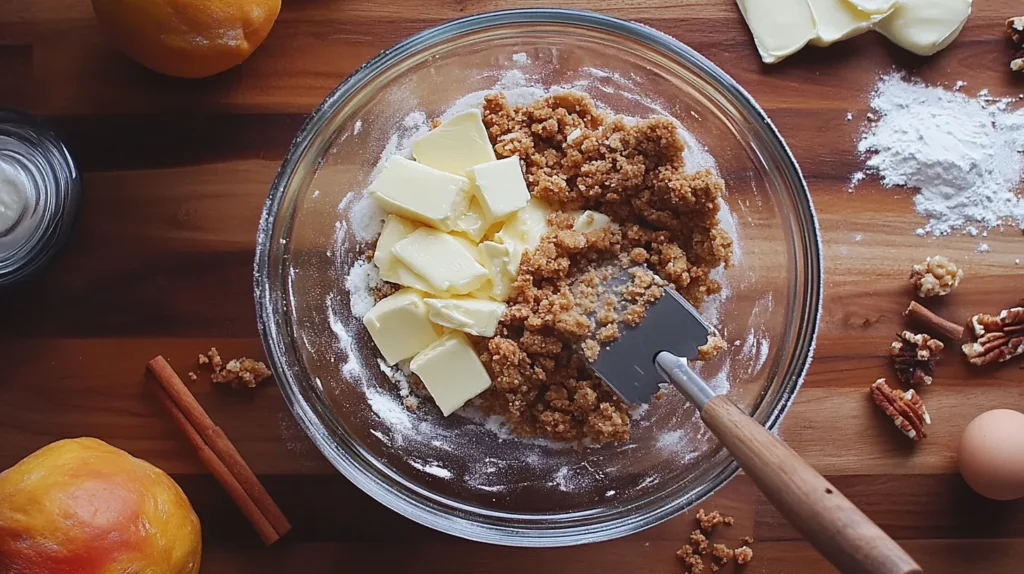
[197, 347, 273, 388]
[676, 509, 753, 573]
[466, 92, 733, 445]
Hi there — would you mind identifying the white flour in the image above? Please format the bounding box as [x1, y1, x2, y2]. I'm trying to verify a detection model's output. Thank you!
[853, 74, 1024, 235]
[327, 64, 761, 496]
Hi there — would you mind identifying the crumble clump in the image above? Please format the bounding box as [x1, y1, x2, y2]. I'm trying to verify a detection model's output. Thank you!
[198, 347, 273, 388]
[464, 91, 732, 444]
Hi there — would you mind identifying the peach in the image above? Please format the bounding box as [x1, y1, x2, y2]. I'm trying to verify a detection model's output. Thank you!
[0, 437, 201, 574]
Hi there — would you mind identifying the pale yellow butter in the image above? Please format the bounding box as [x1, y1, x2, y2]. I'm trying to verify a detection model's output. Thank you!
[495, 197, 551, 251]
[452, 197, 491, 242]
[469, 156, 531, 222]
[424, 297, 506, 337]
[808, 0, 891, 46]
[369, 156, 470, 231]
[411, 331, 493, 416]
[736, 0, 817, 64]
[848, 0, 897, 15]
[572, 210, 612, 233]
[392, 227, 488, 295]
[875, 0, 971, 56]
[363, 289, 443, 365]
[373, 215, 446, 296]
[478, 240, 521, 301]
[412, 109, 497, 176]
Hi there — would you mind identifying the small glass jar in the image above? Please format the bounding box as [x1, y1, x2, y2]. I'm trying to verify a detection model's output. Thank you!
[0, 109, 81, 285]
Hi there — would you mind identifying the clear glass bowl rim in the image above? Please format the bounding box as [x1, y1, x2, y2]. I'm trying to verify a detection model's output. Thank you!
[255, 8, 823, 547]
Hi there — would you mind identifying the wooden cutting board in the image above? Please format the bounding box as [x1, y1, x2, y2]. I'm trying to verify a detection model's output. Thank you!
[1, 1, 1022, 572]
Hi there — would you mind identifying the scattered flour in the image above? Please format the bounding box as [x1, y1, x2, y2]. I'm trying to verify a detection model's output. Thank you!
[855, 74, 1024, 235]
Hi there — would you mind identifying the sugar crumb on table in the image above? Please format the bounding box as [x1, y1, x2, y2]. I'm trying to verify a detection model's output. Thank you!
[196, 347, 273, 388]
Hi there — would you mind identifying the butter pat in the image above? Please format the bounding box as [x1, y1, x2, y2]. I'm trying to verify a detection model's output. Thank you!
[469, 156, 531, 222]
[411, 331, 493, 416]
[373, 215, 446, 296]
[495, 197, 551, 251]
[875, 0, 971, 56]
[369, 156, 470, 231]
[363, 289, 443, 365]
[424, 297, 506, 337]
[412, 110, 497, 176]
[848, 0, 898, 15]
[808, 0, 890, 46]
[478, 241, 521, 301]
[572, 210, 612, 233]
[453, 198, 490, 242]
[392, 227, 488, 294]
[736, 0, 816, 64]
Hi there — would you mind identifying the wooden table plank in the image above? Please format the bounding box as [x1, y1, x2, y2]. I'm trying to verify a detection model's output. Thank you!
[1, 0, 1022, 572]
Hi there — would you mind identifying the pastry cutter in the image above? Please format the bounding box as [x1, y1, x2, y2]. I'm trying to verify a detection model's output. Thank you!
[587, 285, 922, 574]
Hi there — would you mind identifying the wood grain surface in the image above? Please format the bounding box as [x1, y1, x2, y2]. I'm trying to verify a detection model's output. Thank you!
[1, 1, 1023, 572]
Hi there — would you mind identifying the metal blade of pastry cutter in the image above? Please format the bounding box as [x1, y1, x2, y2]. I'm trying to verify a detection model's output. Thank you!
[587, 286, 714, 405]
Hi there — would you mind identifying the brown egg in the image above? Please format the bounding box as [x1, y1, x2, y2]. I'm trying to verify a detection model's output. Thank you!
[959, 409, 1024, 500]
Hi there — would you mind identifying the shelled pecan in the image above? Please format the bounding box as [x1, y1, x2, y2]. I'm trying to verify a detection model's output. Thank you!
[1009, 17, 1024, 72]
[870, 378, 930, 441]
[962, 307, 1024, 365]
[891, 331, 944, 385]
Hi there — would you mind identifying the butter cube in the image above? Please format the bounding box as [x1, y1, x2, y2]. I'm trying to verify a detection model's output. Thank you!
[808, 0, 889, 46]
[736, 0, 816, 64]
[424, 297, 506, 337]
[411, 331, 493, 416]
[495, 197, 551, 251]
[874, 0, 971, 56]
[373, 214, 418, 272]
[369, 156, 470, 231]
[468, 156, 531, 222]
[392, 227, 488, 295]
[452, 198, 491, 242]
[412, 110, 497, 176]
[373, 215, 446, 296]
[847, 0, 897, 15]
[478, 241, 521, 301]
[572, 210, 612, 233]
[363, 289, 443, 365]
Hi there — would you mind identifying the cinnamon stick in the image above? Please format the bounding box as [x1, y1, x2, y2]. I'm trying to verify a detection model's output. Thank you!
[147, 356, 291, 541]
[904, 301, 965, 340]
[154, 385, 279, 545]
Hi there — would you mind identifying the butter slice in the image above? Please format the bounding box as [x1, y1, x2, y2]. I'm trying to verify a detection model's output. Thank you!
[572, 210, 612, 233]
[478, 241, 521, 301]
[369, 156, 470, 231]
[847, 0, 898, 15]
[875, 0, 971, 56]
[363, 289, 443, 365]
[453, 198, 491, 242]
[424, 297, 506, 337]
[372, 215, 446, 296]
[495, 197, 551, 251]
[392, 227, 488, 294]
[808, 0, 890, 45]
[411, 331, 493, 416]
[412, 110, 497, 176]
[469, 156, 531, 222]
[736, 0, 816, 64]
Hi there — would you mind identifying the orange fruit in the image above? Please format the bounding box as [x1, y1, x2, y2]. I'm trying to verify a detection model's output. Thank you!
[92, 0, 281, 78]
[0, 437, 202, 574]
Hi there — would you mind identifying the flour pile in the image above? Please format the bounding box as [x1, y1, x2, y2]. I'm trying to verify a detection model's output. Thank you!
[854, 74, 1024, 235]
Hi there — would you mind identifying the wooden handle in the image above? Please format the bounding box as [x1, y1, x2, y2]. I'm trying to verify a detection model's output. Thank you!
[701, 395, 922, 574]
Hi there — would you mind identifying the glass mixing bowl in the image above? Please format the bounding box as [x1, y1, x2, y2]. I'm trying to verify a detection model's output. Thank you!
[255, 9, 821, 546]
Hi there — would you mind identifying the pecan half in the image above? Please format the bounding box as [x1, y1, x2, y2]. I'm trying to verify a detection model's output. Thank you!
[909, 255, 963, 298]
[1009, 17, 1024, 71]
[870, 378, 930, 441]
[962, 307, 1024, 365]
[891, 331, 944, 385]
